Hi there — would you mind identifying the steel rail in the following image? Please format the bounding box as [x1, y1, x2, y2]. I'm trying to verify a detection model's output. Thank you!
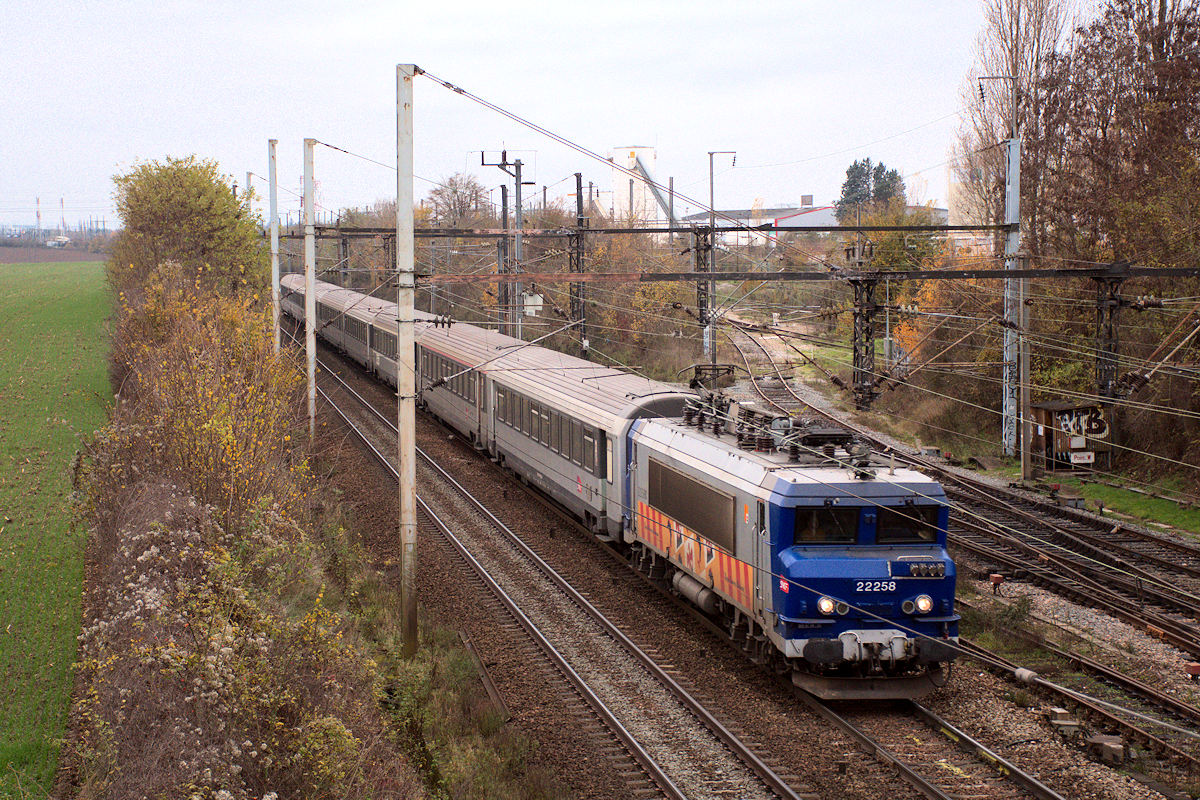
[790, 691, 956, 800]
[950, 522, 1200, 657]
[957, 600, 1200, 727]
[955, 486, 1200, 582]
[931, 469, 1200, 564]
[315, 360, 811, 800]
[315, 380, 688, 800]
[945, 481, 1200, 584]
[906, 700, 1068, 800]
[950, 493, 1200, 626]
[793, 690, 1068, 800]
[958, 638, 1200, 770]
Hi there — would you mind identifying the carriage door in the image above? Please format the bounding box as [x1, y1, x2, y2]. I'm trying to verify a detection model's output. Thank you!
[755, 500, 771, 615]
[476, 372, 486, 448]
[598, 431, 609, 518]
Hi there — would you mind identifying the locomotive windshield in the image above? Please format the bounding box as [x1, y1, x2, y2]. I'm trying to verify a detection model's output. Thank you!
[875, 506, 940, 543]
[793, 507, 859, 544]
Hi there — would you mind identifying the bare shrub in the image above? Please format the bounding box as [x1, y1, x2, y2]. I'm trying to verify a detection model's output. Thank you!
[103, 262, 310, 534]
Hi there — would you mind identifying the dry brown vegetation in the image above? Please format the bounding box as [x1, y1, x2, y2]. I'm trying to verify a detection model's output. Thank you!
[60, 158, 556, 799]
[66, 262, 421, 799]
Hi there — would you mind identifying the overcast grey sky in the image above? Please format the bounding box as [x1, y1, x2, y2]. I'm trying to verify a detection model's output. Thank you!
[1, 1, 986, 228]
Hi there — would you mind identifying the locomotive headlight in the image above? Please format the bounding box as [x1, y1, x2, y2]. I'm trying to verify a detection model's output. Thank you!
[915, 594, 934, 614]
[817, 596, 836, 615]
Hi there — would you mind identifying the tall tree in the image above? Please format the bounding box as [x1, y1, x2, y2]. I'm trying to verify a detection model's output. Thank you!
[426, 173, 487, 225]
[835, 158, 905, 222]
[952, 0, 1067, 251]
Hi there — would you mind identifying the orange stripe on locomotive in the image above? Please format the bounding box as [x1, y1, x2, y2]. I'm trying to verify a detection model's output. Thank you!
[636, 501, 754, 613]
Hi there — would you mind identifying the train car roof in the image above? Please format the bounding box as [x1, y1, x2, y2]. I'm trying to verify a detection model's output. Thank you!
[633, 419, 945, 505]
[284, 275, 693, 427]
[417, 322, 690, 427]
[282, 275, 438, 325]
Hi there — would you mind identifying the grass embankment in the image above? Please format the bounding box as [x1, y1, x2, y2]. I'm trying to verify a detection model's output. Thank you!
[0, 262, 110, 797]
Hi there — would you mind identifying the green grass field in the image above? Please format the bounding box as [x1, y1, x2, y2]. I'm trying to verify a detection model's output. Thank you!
[0, 262, 109, 797]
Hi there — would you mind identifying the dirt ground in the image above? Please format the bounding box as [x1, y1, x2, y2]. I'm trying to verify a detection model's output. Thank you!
[0, 246, 104, 263]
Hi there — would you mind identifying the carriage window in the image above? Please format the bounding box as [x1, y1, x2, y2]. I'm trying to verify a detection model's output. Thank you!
[530, 403, 541, 441]
[875, 506, 940, 543]
[497, 389, 506, 423]
[540, 408, 551, 446]
[794, 508, 860, 544]
[550, 412, 561, 452]
[582, 428, 596, 473]
[569, 420, 582, 465]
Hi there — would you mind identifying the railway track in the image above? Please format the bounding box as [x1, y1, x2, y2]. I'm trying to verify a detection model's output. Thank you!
[798, 695, 1065, 800]
[314, 356, 817, 800]
[955, 625, 1200, 772]
[311, 339, 1095, 800]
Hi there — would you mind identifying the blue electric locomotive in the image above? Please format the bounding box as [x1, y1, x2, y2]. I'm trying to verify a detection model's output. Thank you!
[281, 275, 959, 698]
[630, 401, 957, 699]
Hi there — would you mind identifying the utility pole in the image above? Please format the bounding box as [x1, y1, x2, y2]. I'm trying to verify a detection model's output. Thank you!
[695, 228, 712, 365]
[483, 151, 533, 339]
[514, 158, 525, 339]
[884, 277, 891, 366]
[498, 185, 509, 335]
[396, 63, 418, 658]
[1020, 256, 1032, 480]
[706, 151, 735, 366]
[569, 172, 588, 356]
[668, 177, 675, 248]
[339, 235, 351, 287]
[850, 278, 879, 410]
[35, 197, 40, 244]
[303, 138, 317, 441]
[982, 73, 1021, 457]
[269, 139, 280, 354]
[1002, 133, 1022, 458]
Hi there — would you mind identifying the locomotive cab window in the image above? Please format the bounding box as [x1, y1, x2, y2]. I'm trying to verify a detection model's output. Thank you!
[793, 507, 859, 544]
[875, 506, 940, 544]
